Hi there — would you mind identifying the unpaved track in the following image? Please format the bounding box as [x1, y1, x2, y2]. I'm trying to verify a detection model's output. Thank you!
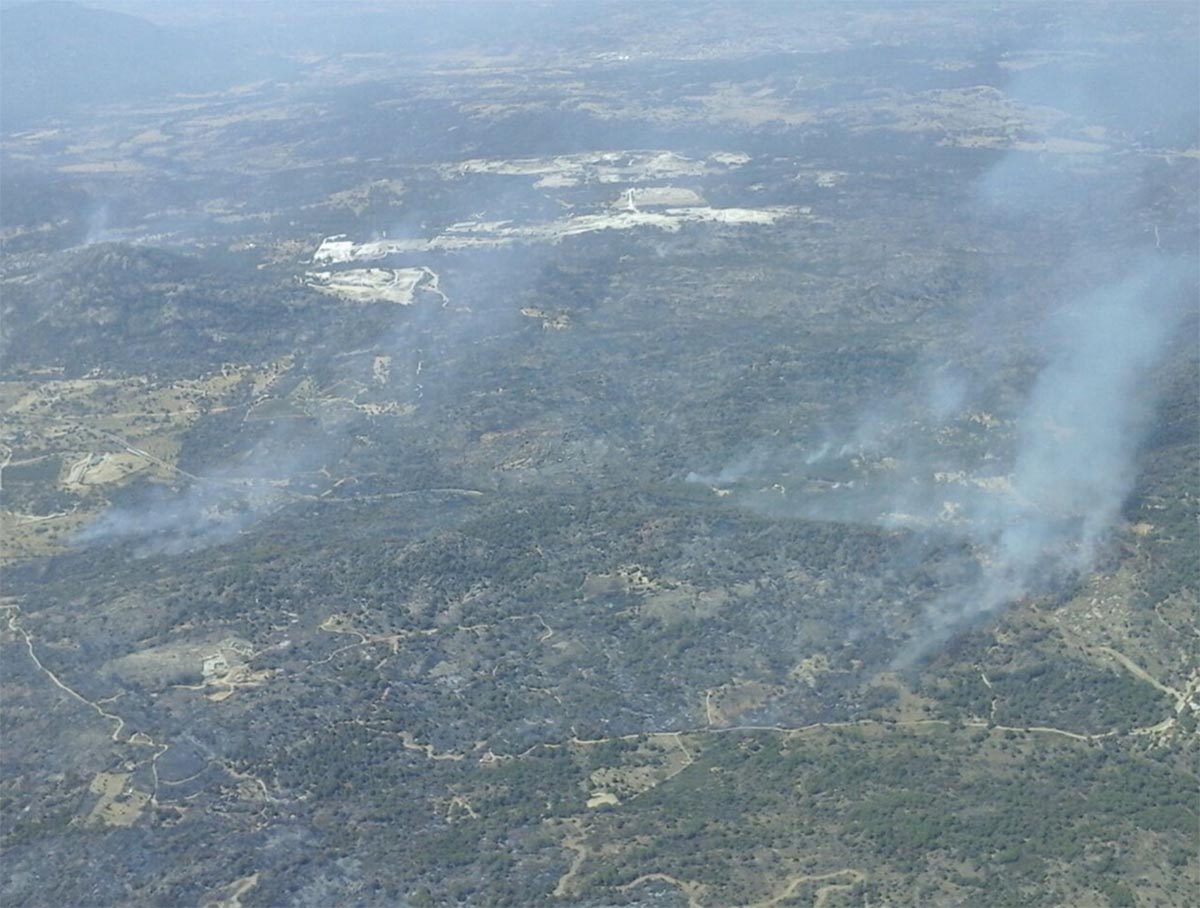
[552, 823, 590, 898]
[1, 601, 190, 821]
[206, 873, 260, 908]
[1096, 645, 1184, 707]
[2, 603, 129, 742]
[617, 867, 865, 908]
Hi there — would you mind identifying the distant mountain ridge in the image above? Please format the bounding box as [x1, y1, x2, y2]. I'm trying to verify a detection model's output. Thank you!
[0, 0, 288, 130]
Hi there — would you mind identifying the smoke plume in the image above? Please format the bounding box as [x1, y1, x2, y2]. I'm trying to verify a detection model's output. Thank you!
[893, 256, 1189, 664]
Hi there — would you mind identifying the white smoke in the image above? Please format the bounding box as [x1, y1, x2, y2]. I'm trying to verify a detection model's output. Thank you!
[72, 432, 328, 557]
[894, 256, 1189, 664]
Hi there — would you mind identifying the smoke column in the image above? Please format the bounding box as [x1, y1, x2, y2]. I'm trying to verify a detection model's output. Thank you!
[894, 257, 1188, 665]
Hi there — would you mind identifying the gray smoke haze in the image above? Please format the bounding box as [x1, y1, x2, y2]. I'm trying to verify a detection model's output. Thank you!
[72, 433, 332, 557]
[890, 3, 1197, 659]
[693, 253, 1190, 666]
[684, 5, 1197, 663]
[70, 236, 534, 559]
[892, 256, 1189, 664]
[74, 476, 289, 558]
[686, 448, 769, 486]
